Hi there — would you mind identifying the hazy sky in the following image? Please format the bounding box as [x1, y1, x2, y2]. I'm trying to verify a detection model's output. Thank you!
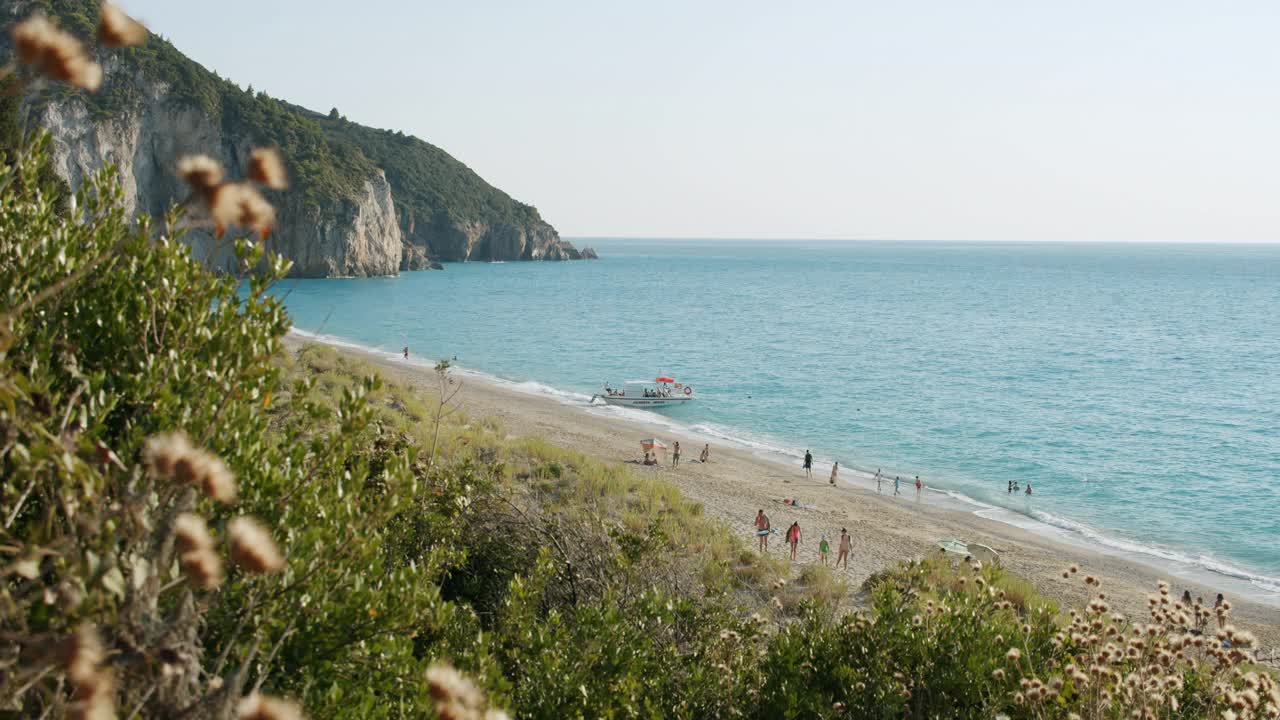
[122, 1, 1279, 241]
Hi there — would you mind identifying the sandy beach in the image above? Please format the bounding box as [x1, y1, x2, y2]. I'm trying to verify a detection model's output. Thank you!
[286, 333, 1280, 651]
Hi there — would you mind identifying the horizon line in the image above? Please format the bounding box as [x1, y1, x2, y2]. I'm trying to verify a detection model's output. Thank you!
[564, 236, 1280, 245]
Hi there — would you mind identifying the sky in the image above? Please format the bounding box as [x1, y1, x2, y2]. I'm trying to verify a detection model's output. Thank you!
[121, 1, 1280, 242]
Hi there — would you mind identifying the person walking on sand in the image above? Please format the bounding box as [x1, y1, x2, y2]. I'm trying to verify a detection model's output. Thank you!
[755, 510, 771, 552]
[819, 535, 830, 565]
[803, 450, 813, 480]
[894, 476, 901, 496]
[914, 475, 922, 499]
[830, 462, 839, 486]
[700, 443, 710, 463]
[786, 521, 802, 561]
[837, 527, 851, 569]
[672, 441, 681, 469]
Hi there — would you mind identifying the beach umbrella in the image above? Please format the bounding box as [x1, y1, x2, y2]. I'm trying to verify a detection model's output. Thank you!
[640, 438, 667, 465]
[655, 376, 676, 383]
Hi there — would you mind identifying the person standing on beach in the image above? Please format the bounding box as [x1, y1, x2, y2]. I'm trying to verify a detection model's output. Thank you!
[803, 450, 813, 480]
[837, 528, 851, 569]
[819, 535, 830, 565]
[830, 462, 839, 486]
[786, 522, 802, 561]
[672, 441, 681, 469]
[894, 476, 901, 496]
[914, 475, 922, 499]
[875, 469, 883, 494]
[1214, 593, 1226, 629]
[755, 510, 771, 552]
[403, 346, 409, 360]
[700, 444, 710, 463]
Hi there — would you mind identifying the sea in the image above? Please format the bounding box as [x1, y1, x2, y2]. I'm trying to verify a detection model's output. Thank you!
[271, 239, 1280, 602]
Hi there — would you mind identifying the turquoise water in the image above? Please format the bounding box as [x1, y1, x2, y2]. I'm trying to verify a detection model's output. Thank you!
[272, 240, 1280, 595]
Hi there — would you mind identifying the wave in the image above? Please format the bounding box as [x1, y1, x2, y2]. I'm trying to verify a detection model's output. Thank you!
[1024, 509, 1280, 595]
[287, 328, 1280, 602]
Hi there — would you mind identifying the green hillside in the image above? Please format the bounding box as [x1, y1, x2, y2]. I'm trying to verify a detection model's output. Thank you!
[298, 104, 546, 229]
[17, 0, 551, 228]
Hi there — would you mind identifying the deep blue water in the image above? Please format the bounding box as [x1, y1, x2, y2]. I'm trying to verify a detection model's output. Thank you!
[271, 240, 1280, 594]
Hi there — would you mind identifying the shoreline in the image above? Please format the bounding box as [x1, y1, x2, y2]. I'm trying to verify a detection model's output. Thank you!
[285, 330, 1280, 646]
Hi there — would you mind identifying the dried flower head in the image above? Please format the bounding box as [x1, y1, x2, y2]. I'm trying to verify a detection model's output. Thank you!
[10, 13, 103, 91]
[249, 148, 288, 190]
[195, 452, 237, 503]
[228, 516, 285, 573]
[177, 155, 224, 197]
[209, 182, 276, 239]
[426, 662, 497, 720]
[97, 3, 146, 47]
[151, 433, 237, 503]
[62, 626, 114, 720]
[180, 548, 224, 589]
[1006, 647, 1022, 662]
[143, 431, 194, 478]
[66, 668, 115, 720]
[173, 512, 213, 554]
[61, 625, 105, 686]
[237, 692, 304, 720]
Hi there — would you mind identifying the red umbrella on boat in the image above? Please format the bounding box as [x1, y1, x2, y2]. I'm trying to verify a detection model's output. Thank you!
[655, 376, 676, 383]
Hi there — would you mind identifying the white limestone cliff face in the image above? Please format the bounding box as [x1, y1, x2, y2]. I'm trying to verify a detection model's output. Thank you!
[35, 64, 403, 277]
[403, 215, 584, 265]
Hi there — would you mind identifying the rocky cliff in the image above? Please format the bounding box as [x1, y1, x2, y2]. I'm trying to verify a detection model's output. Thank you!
[2, 0, 591, 277]
[34, 61, 404, 277]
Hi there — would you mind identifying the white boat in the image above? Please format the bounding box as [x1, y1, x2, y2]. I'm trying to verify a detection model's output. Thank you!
[592, 376, 696, 408]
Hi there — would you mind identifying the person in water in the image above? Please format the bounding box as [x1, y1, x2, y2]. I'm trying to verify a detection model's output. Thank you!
[837, 527, 851, 569]
[803, 450, 813, 479]
[786, 522, 802, 561]
[672, 441, 681, 469]
[875, 469, 883, 494]
[830, 462, 839, 486]
[403, 346, 409, 360]
[1007, 480, 1013, 494]
[915, 475, 923, 499]
[1024, 484, 1032, 496]
[699, 444, 710, 463]
[819, 535, 830, 565]
[894, 476, 901, 496]
[755, 510, 771, 552]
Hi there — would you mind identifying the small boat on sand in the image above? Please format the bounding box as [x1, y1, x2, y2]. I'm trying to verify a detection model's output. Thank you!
[937, 539, 969, 555]
[592, 376, 696, 408]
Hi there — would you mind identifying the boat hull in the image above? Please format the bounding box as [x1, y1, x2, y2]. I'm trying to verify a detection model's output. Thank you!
[594, 395, 695, 408]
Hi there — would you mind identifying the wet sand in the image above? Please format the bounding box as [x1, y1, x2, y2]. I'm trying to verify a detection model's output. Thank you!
[286, 333, 1280, 651]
